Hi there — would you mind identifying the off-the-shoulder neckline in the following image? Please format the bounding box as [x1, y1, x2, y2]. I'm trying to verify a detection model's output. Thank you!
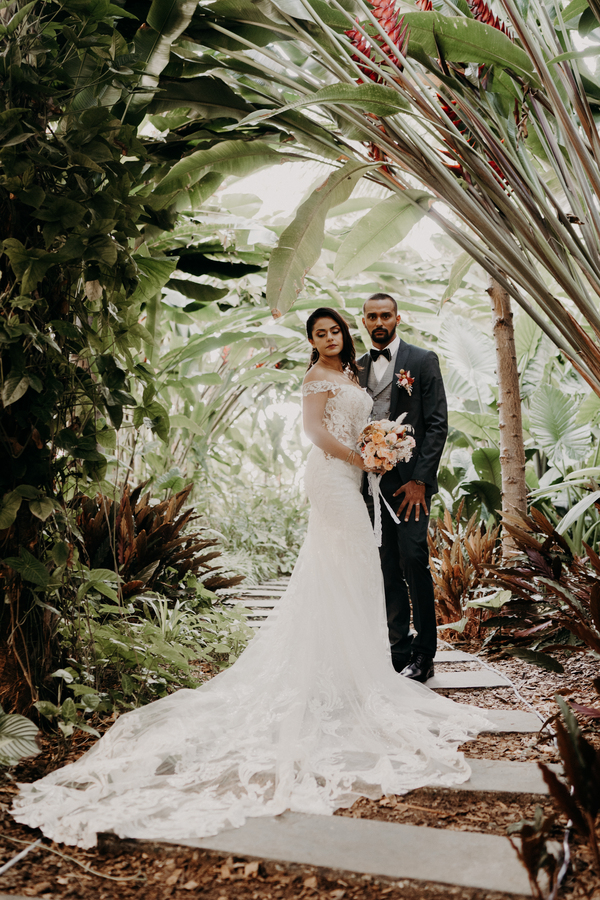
[302, 378, 365, 392]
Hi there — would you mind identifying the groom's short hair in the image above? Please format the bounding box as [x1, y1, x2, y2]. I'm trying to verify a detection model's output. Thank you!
[364, 292, 398, 314]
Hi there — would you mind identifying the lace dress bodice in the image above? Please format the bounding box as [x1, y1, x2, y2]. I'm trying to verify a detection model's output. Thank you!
[301, 380, 372, 451]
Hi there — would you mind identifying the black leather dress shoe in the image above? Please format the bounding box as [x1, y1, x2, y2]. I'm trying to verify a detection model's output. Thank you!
[400, 653, 435, 683]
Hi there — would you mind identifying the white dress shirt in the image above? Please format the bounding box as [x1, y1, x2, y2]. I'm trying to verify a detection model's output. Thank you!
[372, 334, 400, 383]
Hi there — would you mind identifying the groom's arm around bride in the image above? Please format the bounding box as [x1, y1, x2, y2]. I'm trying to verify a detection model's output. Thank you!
[358, 293, 448, 683]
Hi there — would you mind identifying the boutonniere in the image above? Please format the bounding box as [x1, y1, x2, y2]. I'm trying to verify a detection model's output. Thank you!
[396, 369, 414, 396]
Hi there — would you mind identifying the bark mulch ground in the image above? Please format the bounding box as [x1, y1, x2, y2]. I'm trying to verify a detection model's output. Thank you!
[0, 642, 598, 900]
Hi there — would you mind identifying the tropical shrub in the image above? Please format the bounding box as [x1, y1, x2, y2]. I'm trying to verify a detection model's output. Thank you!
[507, 807, 561, 900]
[0, 0, 292, 710]
[540, 697, 600, 874]
[207, 484, 309, 584]
[76, 481, 243, 600]
[483, 509, 600, 672]
[37, 596, 253, 727]
[435, 446, 503, 524]
[429, 505, 501, 639]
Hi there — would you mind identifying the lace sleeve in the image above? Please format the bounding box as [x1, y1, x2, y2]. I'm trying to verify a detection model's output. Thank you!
[301, 380, 340, 396]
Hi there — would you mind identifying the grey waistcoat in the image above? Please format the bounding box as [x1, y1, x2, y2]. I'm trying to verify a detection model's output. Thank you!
[366, 355, 395, 421]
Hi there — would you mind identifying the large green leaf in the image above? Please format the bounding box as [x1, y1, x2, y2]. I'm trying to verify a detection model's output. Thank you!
[334, 190, 431, 279]
[29, 496, 55, 522]
[402, 12, 535, 78]
[133, 0, 198, 84]
[514, 312, 542, 367]
[559, 0, 589, 22]
[147, 75, 255, 119]
[0, 706, 40, 767]
[153, 140, 285, 197]
[266, 160, 374, 315]
[438, 314, 496, 398]
[1, 371, 29, 406]
[235, 83, 408, 137]
[0, 491, 22, 530]
[0, 1, 36, 37]
[169, 414, 205, 436]
[576, 390, 600, 426]
[2, 547, 49, 587]
[529, 383, 591, 464]
[518, 326, 551, 401]
[205, 0, 285, 27]
[165, 279, 229, 307]
[449, 410, 499, 441]
[556, 489, 600, 534]
[472, 447, 502, 489]
[462, 479, 502, 512]
[269, 83, 409, 121]
[444, 251, 475, 302]
[130, 257, 178, 303]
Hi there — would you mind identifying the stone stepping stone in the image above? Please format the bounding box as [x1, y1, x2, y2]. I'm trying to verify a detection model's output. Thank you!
[434, 649, 478, 662]
[427, 669, 510, 689]
[229, 598, 278, 608]
[178, 810, 532, 896]
[0, 895, 38, 900]
[453, 758, 559, 794]
[475, 707, 542, 733]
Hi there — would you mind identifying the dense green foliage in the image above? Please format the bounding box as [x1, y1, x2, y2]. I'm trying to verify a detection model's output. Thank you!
[0, 0, 298, 713]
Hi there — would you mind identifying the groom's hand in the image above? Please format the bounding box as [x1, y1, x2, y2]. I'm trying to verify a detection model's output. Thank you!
[394, 481, 428, 522]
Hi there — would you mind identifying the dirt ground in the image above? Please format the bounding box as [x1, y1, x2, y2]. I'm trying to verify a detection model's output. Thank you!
[0, 641, 598, 900]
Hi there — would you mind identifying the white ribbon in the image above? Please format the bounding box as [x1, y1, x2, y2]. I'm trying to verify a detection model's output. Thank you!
[367, 471, 400, 547]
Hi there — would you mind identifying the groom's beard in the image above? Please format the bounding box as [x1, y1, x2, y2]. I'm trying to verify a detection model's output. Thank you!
[370, 326, 396, 347]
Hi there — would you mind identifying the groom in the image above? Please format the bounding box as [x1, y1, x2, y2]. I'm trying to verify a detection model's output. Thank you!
[358, 293, 448, 683]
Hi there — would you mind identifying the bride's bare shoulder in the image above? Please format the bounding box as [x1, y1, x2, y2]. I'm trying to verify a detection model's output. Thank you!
[303, 366, 333, 385]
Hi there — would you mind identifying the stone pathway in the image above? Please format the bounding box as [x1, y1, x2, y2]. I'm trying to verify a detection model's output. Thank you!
[176, 812, 533, 896]
[216, 578, 554, 896]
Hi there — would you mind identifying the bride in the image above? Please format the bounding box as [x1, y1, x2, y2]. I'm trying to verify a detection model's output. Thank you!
[13, 307, 488, 849]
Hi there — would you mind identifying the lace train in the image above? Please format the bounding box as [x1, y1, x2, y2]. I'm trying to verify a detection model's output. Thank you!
[13, 382, 488, 848]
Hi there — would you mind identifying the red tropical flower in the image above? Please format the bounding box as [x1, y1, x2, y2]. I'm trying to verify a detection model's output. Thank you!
[345, 0, 409, 83]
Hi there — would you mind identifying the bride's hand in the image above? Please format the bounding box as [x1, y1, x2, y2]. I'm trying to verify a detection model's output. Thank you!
[365, 465, 386, 475]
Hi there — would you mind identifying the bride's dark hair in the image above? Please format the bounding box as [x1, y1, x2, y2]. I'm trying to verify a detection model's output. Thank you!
[306, 307, 361, 381]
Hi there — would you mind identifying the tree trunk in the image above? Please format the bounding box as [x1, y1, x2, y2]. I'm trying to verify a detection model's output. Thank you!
[487, 276, 528, 557]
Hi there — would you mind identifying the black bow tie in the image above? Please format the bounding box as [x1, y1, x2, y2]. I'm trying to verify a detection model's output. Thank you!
[370, 347, 391, 362]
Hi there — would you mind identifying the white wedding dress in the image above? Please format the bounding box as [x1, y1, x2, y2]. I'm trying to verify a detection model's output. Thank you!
[13, 381, 487, 849]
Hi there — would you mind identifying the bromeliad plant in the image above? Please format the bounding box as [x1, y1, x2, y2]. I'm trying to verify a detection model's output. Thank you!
[540, 696, 600, 873]
[76, 482, 243, 601]
[483, 508, 600, 671]
[429, 504, 501, 638]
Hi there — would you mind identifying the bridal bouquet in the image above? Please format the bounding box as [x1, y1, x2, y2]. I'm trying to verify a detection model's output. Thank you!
[358, 415, 415, 547]
[358, 415, 415, 472]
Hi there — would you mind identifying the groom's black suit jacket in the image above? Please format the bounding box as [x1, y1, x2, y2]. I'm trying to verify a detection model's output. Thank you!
[358, 340, 448, 497]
